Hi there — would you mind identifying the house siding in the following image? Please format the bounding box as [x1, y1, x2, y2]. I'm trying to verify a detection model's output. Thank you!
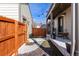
[20, 3, 32, 37]
[0, 4, 19, 20]
[64, 7, 71, 40]
[54, 7, 72, 39]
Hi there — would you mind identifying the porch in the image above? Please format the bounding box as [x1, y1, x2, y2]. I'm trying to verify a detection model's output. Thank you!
[46, 34, 71, 56]
[46, 3, 75, 56]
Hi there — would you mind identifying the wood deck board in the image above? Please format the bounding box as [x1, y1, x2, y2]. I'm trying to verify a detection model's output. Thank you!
[50, 38, 70, 56]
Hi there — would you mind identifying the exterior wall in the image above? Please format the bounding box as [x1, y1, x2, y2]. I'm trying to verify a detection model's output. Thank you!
[0, 3, 19, 20]
[54, 7, 72, 39]
[20, 3, 32, 37]
[64, 7, 71, 39]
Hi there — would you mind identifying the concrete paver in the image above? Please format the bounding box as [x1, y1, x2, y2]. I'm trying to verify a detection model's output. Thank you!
[18, 38, 53, 56]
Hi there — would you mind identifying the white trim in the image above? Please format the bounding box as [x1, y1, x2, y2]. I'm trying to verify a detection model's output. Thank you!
[70, 3, 75, 56]
[46, 4, 56, 19]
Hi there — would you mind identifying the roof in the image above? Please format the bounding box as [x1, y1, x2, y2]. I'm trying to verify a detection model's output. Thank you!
[46, 3, 71, 19]
[46, 3, 54, 19]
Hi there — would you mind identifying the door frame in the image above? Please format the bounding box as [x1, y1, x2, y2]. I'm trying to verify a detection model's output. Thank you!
[58, 16, 64, 33]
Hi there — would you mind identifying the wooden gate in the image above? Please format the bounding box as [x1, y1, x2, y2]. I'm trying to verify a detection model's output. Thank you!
[32, 28, 47, 37]
[0, 16, 27, 56]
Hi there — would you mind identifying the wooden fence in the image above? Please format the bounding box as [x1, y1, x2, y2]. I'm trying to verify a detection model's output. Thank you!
[0, 16, 27, 56]
[32, 28, 47, 37]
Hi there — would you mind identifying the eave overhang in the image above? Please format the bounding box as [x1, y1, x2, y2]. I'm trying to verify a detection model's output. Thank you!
[46, 3, 71, 20]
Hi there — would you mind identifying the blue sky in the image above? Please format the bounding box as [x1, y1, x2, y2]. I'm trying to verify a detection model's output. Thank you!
[29, 3, 51, 24]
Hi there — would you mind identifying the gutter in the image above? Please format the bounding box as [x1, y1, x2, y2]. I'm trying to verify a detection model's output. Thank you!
[46, 4, 56, 20]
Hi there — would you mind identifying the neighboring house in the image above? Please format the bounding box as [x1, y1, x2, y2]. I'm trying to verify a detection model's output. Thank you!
[33, 22, 42, 28]
[0, 3, 33, 39]
[41, 24, 46, 29]
[46, 3, 75, 56]
[32, 22, 37, 28]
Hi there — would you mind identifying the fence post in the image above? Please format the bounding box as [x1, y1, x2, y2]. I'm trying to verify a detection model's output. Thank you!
[15, 21, 18, 55]
[25, 24, 29, 44]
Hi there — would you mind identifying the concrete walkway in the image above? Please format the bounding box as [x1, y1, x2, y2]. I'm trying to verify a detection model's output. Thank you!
[17, 38, 53, 56]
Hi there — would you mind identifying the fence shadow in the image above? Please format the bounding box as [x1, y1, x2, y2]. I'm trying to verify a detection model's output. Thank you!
[31, 38, 54, 56]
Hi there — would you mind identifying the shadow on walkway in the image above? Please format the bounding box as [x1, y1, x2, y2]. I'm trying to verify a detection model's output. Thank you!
[31, 38, 54, 56]
[31, 38, 63, 56]
[17, 38, 63, 56]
